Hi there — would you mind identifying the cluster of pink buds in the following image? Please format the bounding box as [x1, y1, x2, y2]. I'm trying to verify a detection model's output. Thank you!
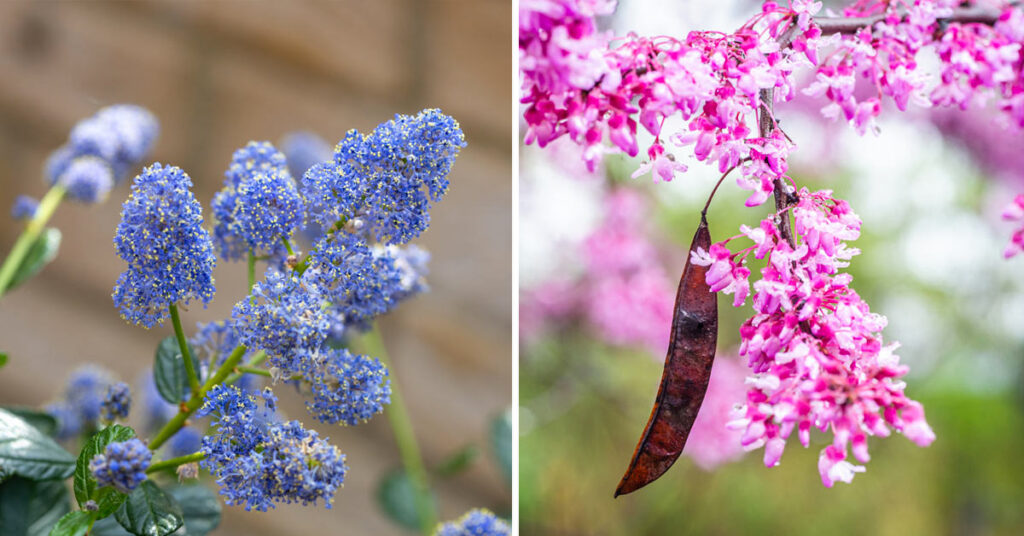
[693, 189, 935, 486]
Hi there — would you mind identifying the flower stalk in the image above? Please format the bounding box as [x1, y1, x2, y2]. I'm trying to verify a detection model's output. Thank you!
[0, 184, 66, 297]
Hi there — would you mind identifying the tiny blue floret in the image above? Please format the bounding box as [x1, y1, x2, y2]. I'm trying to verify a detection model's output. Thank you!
[435, 509, 511, 536]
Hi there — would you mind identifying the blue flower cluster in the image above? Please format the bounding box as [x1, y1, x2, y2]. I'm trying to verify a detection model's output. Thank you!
[211, 142, 303, 260]
[10, 195, 38, 221]
[89, 438, 152, 494]
[112, 163, 216, 328]
[46, 366, 114, 439]
[198, 385, 347, 511]
[306, 349, 390, 425]
[101, 382, 132, 422]
[232, 269, 329, 377]
[307, 232, 403, 331]
[47, 104, 158, 203]
[435, 509, 511, 536]
[302, 108, 465, 245]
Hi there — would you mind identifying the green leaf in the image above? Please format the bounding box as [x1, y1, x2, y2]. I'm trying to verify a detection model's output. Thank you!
[153, 337, 198, 405]
[74, 425, 135, 517]
[1, 407, 58, 438]
[0, 408, 75, 481]
[490, 409, 512, 486]
[375, 468, 437, 531]
[47, 511, 90, 536]
[432, 444, 479, 478]
[8, 228, 61, 292]
[0, 352, 7, 369]
[114, 481, 183, 536]
[167, 485, 221, 536]
[0, 476, 71, 536]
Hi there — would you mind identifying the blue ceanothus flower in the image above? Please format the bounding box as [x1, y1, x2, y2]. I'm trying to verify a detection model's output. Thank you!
[211, 141, 303, 260]
[113, 163, 216, 328]
[232, 268, 329, 378]
[100, 382, 131, 421]
[60, 156, 114, 203]
[305, 349, 390, 426]
[46, 366, 114, 439]
[47, 104, 159, 193]
[281, 131, 332, 180]
[435, 509, 511, 536]
[89, 438, 152, 494]
[10, 195, 38, 220]
[302, 108, 465, 245]
[307, 232, 404, 331]
[198, 385, 347, 511]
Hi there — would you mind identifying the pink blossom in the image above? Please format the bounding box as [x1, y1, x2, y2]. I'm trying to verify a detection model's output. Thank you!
[710, 189, 934, 487]
[1002, 194, 1024, 257]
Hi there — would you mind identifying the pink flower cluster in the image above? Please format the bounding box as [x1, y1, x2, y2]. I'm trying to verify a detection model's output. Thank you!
[692, 189, 935, 486]
[1002, 194, 1024, 257]
[520, 1, 1024, 202]
[522, 188, 676, 355]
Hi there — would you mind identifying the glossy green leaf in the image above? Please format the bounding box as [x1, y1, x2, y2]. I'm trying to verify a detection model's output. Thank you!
[153, 337, 198, 405]
[74, 425, 135, 517]
[47, 512, 90, 536]
[1, 407, 58, 438]
[376, 467, 437, 531]
[490, 409, 512, 485]
[114, 481, 183, 536]
[167, 485, 221, 536]
[0, 408, 74, 481]
[433, 444, 479, 478]
[8, 228, 61, 292]
[0, 476, 71, 536]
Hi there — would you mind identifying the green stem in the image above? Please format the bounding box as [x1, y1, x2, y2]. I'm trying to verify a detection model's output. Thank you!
[281, 237, 295, 256]
[149, 344, 249, 450]
[226, 351, 267, 385]
[146, 452, 205, 474]
[236, 365, 271, 378]
[247, 251, 256, 293]
[363, 325, 437, 535]
[0, 184, 66, 297]
[168, 304, 201, 395]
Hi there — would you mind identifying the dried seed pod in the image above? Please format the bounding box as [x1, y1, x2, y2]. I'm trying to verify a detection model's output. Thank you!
[615, 214, 718, 497]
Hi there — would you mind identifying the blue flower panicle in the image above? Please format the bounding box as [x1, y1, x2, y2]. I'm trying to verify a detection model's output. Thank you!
[212, 164, 304, 261]
[232, 269, 329, 376]
[435, 509, 511, 536]
[308, 232, 403, 331]
[60, 156, 114, 204]
[113, 163, 216, 328]
[224, 141, 289, 188]
[302, 108, 465, 245]
[47, 365, 114, 439]
[89, 438, 152, 494]
[199, 385, 347, 511]
[306, 349, 390, 426]
[375, 243, 431, 304]
[101, 381, 132, 422]
[68, 104, 159, 182]
[11, 195, 39, 221]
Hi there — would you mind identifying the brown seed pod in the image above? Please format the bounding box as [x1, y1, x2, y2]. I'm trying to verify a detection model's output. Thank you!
[614, 214, 718, 497]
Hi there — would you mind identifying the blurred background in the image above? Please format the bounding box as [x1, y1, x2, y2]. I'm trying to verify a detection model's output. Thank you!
[0, 1, 510, 534]
[520, 0, 1024, 534]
